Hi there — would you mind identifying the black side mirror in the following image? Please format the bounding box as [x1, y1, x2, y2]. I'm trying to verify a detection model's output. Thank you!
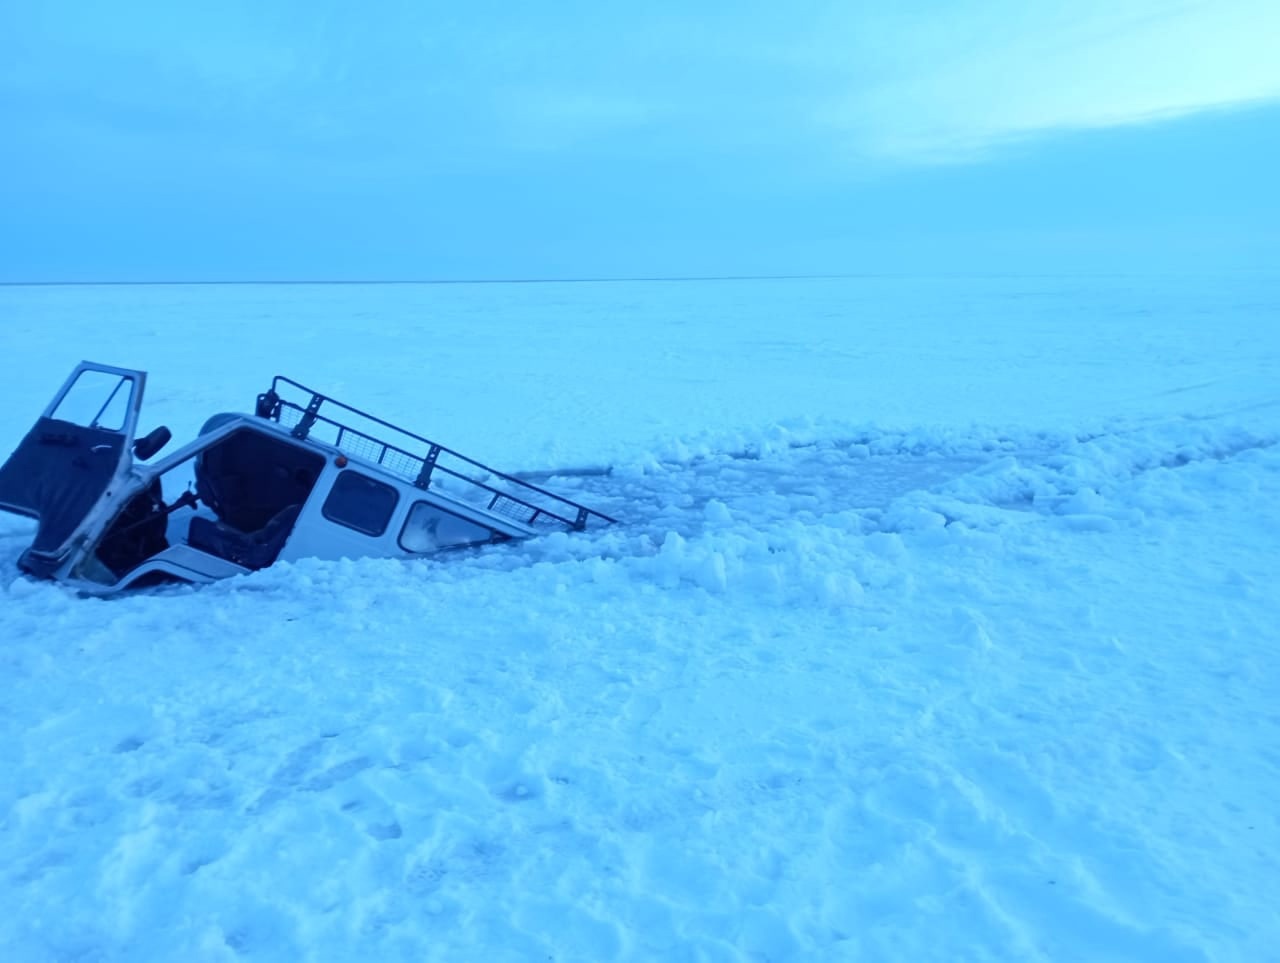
[133, 426, 172, 460]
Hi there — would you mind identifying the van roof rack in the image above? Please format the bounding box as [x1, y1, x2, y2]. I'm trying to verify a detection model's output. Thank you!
[256, 376, 615, 532]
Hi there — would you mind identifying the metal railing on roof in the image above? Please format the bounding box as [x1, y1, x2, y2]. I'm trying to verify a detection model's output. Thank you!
[256, 376, 615, 532]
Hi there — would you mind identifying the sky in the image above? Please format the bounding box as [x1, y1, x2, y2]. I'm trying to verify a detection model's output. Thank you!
[1, 0, 1278, 281]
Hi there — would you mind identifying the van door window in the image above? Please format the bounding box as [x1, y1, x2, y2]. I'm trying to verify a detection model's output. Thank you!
[51, 369, 135, 431]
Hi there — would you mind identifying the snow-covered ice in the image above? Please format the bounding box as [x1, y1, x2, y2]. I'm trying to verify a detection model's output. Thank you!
[1, 275, 1278, 961]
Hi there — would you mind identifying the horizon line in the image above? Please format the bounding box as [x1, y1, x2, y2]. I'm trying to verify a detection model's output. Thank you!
[1, 268, 1253, 288]
[0, 273, 874, 288]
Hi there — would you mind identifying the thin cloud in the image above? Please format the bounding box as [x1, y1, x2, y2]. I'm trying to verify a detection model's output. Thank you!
[814, 0, 1280, 163]
[497, 90, 664, 152]
[3, 0, 1278, 174]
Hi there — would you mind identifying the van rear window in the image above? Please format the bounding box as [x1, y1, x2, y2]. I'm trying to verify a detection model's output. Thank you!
[322, 470, 399, 536]
[400, 501, 496, 553]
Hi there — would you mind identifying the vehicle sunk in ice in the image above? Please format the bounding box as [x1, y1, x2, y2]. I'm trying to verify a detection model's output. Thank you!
[0, 363, 614, 594]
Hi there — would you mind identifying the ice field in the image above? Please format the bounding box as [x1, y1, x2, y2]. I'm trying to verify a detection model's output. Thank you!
[1, 274, 1278, 961]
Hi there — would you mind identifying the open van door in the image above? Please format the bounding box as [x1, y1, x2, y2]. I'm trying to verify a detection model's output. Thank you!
[0, 362, 146, 577]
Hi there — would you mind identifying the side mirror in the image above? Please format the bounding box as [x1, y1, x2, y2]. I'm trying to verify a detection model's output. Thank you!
[133, 426, 172, 460]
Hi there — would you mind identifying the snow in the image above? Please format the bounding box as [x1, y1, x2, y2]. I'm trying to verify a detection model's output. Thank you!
[1, 274, 1278, 961]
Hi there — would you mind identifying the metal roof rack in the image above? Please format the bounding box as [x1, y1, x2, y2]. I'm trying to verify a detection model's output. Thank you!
[256, 376, 614, 532]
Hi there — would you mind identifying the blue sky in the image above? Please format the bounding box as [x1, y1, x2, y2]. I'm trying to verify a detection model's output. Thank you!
[2, 0, 1278, 280]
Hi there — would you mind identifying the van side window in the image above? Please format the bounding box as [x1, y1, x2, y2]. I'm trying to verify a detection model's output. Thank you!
[322, 470, 399, 536]
[400, 501, 496, 553]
